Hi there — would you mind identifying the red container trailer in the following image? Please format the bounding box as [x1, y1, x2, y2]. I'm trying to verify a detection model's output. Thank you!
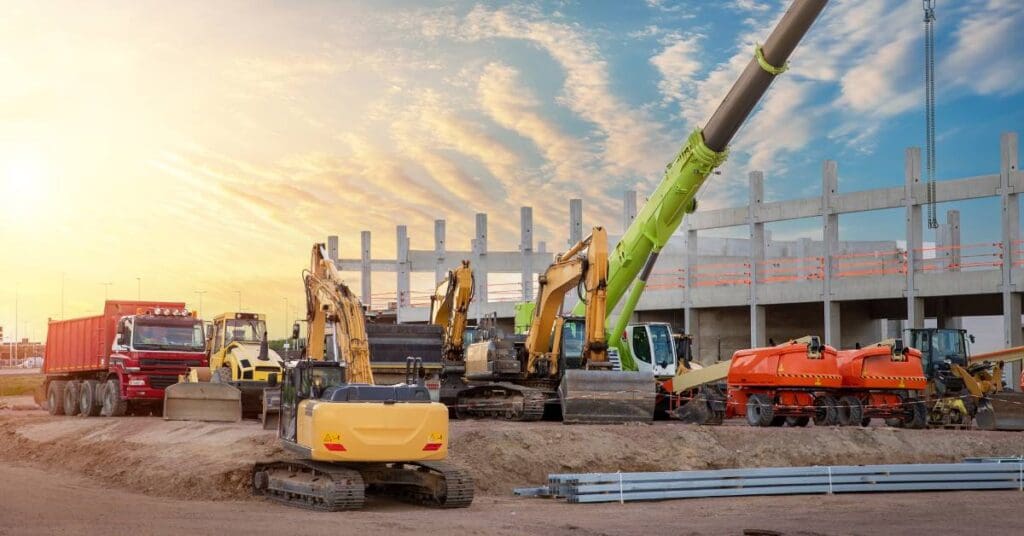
[41, 300, 207, 417]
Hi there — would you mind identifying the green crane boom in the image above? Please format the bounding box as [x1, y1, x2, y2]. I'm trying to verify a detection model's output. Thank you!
[572, 0, 829, 371]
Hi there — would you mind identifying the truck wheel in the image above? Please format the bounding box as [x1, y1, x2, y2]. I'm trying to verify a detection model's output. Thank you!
[211, 367, 232, 383]
[746, 394, 774, 427]
[46, 381, 67, 416]
[63, 382, 81, 416]
[101, 379, 128, 417]
[79, 380, 102, 417]
[837, 396, 864, 426]
[813, 395, 839, 426]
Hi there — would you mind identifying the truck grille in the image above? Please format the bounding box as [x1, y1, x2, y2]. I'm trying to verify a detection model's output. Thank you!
[148, 375, 179, 390]
[140, 359, 203, 368]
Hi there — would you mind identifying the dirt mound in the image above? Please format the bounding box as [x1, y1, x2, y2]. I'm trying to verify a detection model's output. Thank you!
[1, 410, 1022, 502]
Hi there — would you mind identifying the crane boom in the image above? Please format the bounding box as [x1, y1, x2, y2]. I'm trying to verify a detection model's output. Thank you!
[572, 0, 829, 371]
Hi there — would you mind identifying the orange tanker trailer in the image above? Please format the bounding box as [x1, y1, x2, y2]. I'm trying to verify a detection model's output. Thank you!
[726, 336, 843, 427]
[834, 339, 928, 429]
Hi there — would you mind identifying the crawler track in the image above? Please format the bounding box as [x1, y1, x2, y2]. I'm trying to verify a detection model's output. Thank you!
[455, 382, 548, 421]
[252, 460, 365, 511]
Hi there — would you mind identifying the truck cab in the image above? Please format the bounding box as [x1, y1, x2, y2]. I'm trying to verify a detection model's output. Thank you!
[110, 308, 207, 398]
[620, 323, 680, 378]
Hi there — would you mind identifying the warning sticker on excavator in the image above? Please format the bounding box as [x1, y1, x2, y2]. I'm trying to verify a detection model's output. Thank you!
[430, 432, 444, 442]
[323, 432, 341, 443]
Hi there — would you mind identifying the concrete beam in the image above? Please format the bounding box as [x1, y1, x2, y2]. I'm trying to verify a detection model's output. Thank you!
[474, 214, 488, 317]
[327, 235, 339, 262]
[434, 220, 446, 285]
[1001, 133, 1022, 390]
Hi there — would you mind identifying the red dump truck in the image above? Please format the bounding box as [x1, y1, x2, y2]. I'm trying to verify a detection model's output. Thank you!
[41, 300, 207, 417]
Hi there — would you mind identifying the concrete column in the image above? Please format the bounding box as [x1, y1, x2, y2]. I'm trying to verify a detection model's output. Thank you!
[520, 207, 534, 301]
[905, 147, 924, 329]
[433, 220, 446, 285]
[538, 241, 547, 254]
[1000, 133, 1022, 389]
[749, 171, 765, 347]
[327, 235, 339, 263]
[947, 210, 961, 271]
[686, 227, 698, 290]
[822, 160, 840, 345]
[473, 213, 488, 319]
[568, 198, 583, 248]
[396, 226, 410, 308]
[685, 307, 700, 362]
[360, 231, 371, 305]
[623, 190, 638, 234]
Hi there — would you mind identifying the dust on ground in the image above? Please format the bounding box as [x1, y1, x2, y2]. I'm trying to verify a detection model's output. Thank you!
[2, 398, 1023, 502]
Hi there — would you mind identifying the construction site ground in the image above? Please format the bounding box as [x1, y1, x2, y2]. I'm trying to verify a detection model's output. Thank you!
[1, 392, 1023, 535]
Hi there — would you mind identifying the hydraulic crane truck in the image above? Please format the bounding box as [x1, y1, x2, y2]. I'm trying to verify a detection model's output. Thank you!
[569, 0, 829, 421]
[456, 227, 656, 423]
[251, 243, 473, 510]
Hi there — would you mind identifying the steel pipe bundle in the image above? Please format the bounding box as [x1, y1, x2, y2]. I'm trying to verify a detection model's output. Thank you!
[523, 462, 1023, 504]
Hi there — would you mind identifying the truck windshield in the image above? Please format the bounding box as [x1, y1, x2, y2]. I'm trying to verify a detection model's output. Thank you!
[133, 321, 205, 351]
[226, 318, 266, 343]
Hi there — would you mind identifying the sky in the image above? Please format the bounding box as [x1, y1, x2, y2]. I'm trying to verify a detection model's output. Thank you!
[1, 0, 1022, 341]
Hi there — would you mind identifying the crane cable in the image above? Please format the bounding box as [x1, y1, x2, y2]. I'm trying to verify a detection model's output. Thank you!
[924, 0, 938, 229]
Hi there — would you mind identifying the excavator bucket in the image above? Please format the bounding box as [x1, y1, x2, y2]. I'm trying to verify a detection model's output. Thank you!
[974, 393, 1024, 431]
[559, 369, 656, 424]
[163, 382, 242, 423]
[261, 386, 281, 430]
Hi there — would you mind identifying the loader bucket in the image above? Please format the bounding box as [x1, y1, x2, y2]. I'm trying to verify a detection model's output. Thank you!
[974, 393, 1024, 431]
[559, 369, 656, 424]
[163, 383, 242, 422]
[261, 387, 281, 431]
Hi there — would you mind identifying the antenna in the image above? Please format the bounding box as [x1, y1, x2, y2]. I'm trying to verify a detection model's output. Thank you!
[924, 0, 938, 229]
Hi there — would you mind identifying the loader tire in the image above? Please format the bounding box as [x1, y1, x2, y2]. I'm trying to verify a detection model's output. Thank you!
[837, 396, 863, 426]
[211, 367, 232, 383]
[46, 381, 67, 416]
[101, 379, 127, 417]
[813, 395, 839, 426]
[746, 394, 774, 427]
[63, 381, 81, 417]
[79, 379, 102, 417]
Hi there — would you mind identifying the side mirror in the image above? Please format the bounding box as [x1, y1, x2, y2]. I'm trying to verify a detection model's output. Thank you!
[969, 334, 976, 344]
[291, 323, 301, 340]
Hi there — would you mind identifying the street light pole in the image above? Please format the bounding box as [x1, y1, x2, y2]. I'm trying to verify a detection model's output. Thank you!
[136, 277, 141, 300]
[195, 290, 207, 318]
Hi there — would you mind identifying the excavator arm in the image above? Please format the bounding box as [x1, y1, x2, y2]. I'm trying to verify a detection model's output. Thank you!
[304, 243, 374, 384]
[523, 227, 609, 377]
[430, 260, 475, 364]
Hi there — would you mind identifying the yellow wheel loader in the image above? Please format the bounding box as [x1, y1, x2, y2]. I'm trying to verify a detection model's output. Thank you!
[251, 243, 472, 511]
[163, 312, 284, 425]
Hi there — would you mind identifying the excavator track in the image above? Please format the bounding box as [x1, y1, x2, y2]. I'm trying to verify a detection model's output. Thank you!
[361, 461, 475, 509]
[454, 383, 548, 421]
[252, 460, 365, 511]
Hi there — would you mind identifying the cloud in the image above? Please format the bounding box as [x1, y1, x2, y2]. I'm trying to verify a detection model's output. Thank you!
[943, 0, 1024, 96]
[650, 33, 703, 106]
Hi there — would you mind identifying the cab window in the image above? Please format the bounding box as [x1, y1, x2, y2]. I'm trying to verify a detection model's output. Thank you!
[632, 327, 652, 364]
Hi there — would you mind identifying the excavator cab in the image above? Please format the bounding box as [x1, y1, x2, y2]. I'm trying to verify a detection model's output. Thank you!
[622, 323, 678, 378]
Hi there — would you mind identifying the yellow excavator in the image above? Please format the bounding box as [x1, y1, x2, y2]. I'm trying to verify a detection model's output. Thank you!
[251, 243, 473, 511]
[455, 227, 655, 423]
[430, 260, 475, 408]
[164, 312, 285, 424]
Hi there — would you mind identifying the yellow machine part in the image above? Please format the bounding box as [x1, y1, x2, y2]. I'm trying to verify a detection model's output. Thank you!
[296, 400, 450, 463]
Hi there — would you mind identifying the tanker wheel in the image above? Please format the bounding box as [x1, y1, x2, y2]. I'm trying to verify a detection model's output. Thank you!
[904, 399, 929, 429]
[813, 395, 838, 426]
[211, 367, 232, 383]
[837, 396, 864, 426]
[101, 379, 128, 417]
[746, 394, 774, 427]
[46, 381, 67, 416]
[63, 382, 81, 417]
[79, 380, 102, 417]
[786, 416, 810, 427]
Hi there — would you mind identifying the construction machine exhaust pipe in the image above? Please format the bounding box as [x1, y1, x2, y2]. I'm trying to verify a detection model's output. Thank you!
[559, 370, 656, 424]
